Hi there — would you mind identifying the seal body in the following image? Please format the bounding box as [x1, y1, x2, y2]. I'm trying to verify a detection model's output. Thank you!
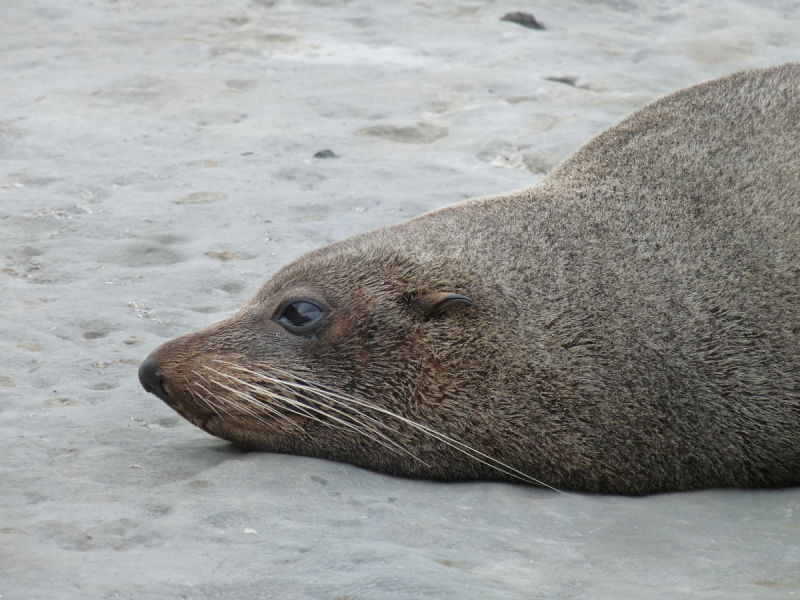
[140, 64, 800, 494]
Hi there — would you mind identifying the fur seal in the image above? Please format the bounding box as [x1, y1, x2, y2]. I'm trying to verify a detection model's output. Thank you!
[139, 64, 800, 494]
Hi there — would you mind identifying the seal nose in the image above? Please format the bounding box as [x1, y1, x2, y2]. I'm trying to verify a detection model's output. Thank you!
[138, 356, 177, 407]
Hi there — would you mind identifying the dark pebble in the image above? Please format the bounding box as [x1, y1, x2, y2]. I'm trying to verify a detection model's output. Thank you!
[500, 11, 545, 30]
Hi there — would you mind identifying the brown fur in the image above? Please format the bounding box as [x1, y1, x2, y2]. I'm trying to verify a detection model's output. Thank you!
[141, 64, 800, 494]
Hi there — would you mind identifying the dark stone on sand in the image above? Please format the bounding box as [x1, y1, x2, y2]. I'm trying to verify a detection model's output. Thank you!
[500, 12, 545, 30]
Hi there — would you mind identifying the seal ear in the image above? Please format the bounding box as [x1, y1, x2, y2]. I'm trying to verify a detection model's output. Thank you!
[417, 292, 474, 317]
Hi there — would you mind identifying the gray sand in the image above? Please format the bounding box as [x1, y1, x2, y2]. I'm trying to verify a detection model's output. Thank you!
[2, 1, 799, 598]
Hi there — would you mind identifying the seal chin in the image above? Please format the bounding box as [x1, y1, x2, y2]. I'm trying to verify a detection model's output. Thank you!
[138, 356, 177, 407]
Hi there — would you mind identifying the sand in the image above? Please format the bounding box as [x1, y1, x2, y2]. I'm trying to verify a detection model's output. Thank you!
[2, 0, 799, 598]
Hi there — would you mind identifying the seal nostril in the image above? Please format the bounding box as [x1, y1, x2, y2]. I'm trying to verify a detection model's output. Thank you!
[138, 356, 177, 407]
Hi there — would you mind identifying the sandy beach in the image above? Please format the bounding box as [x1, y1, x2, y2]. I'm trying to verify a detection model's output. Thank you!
[2, 1, 799, 598]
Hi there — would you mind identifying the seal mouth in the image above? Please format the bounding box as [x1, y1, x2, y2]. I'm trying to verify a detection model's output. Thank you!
[138, 356, 178, 407]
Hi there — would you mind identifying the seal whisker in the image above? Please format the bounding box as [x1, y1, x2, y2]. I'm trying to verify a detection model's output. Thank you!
[210, 361, 423, 461]
[258, 365, 564, 492]
[193, 373, 296, 430]
[209, 362, 407, 437]
[219, 363, 547, 486]
[206, 371, 350, 433]
[194, 380, 269, 426]
[203, 368, 412, 460]
[213, 361, 410, 439]
[185, 376, 226, 420]
[202, 369, 385, 446]
[203, 366, 351, 427]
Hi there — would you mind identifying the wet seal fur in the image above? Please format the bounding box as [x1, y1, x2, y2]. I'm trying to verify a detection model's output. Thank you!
[140, 64, 800, 494]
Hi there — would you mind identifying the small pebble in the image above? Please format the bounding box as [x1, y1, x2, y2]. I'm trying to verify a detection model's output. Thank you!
[500, 11, 545, 30]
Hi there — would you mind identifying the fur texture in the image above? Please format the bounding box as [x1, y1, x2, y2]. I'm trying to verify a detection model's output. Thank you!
[141, 64, 800, 494]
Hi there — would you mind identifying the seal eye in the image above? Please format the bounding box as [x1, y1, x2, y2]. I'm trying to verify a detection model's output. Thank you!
[278, 301, 323, 330]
